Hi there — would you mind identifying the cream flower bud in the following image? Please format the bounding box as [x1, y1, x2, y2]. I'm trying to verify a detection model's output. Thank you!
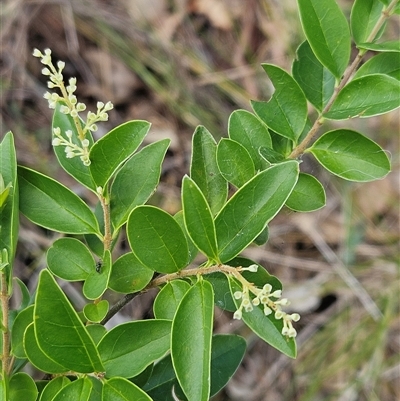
[290, 313, 300, 322]
[41, 68, 51, 76]
[52, 138, 61, 146]
[53, 127, 61, 135]
[233, 291, 242, 300]
[66, 130, 73, 139]
[81, 139, 90, 147]
[66, 152, 75, 159]
[32, 48, 42, 57]
[233, 310, 242, 320]
[57, 60, 65, 70]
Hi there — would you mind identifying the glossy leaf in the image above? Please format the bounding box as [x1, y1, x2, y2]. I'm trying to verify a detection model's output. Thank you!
[297, 0, 350, 78]
[83, 300, 109, 323]
[153, 280, 191, 320]
[34, 270, 104, 373]
[286, 173, 326, 212]
[215, 161, 299, 262]
[309, 129, 391, 181]
[205, 272, 236, 312]
[182, 175, 218, 260]
[324, 74, 400, 119]
[358, 40, 400, 52]
[15, 277, 32, 310]
[127, 206, 189, 273]
[47, 237, 95, 281]
[171, 280, 214, 401]
[52, 378, 92, 401]
[228, 110, 271, 171]
[9, 373, 38, 401]
[253, 225, 269, 246]
[108, 252, 153, 294]
[351, 0, 383, 44]
[86, 324, 107, 345]
[174, 211, 198, 264]
[11, 305, 34, 358]
[353, 52, 400, 81]
[39, 377, 71, 401]
[52, 103, 96, 191]
[83, 250, 112, 300]
[18, 166, 99, 234]
[98, 320, 172, 378]
[292, 41, 335, 111]
[259, 146, 286, 164]
[251, 64, 307, 142]
[190, 126, 228, 215]
[229, 277, 296, 358]
[217, 139, 255, 187]
[103, 377, 152, 401]
[110, 139, 170, 230]
[89, 120, 150, 188]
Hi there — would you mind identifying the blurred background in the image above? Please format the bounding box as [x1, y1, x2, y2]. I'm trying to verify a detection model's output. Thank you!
[1, 0, 399, 400]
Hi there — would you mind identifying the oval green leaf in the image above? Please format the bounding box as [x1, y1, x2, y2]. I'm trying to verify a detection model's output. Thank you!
[127, 205, 189, 273]
[286, 173, 326, 212]
[83, 250, 112, 300]
[358, 40, 400, 52]
[89, 120, 150, 188]
[324, 74, 400, 119]
[174, 211, 198, 264]
[39, 377, 71, 401]
[47, 238, 95, 281]
[251, 64, 307, 142]
[83, 300, 109, 323]
[103, 377, 152, 401]
[9, 373, 38, 401]
[98, 320, 172, 378]
[353, 52, 400, 81]
[18, 166, 99, 234]
[11, 305, 34, 358]
[215, 161, 299, 263]
[52, 378, 92, 401]
[350, 0, 383, 44]
[297, 0, 351, 78]
[171, 280, 214, 401]
[309, 129, 391, 181]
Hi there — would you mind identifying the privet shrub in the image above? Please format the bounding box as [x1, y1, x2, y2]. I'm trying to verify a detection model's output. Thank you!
[0, 0, 398, 400]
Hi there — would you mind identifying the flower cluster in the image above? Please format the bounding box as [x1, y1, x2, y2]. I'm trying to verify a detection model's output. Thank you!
[233, 270, 300, 338]
[32, 48, 113, 166]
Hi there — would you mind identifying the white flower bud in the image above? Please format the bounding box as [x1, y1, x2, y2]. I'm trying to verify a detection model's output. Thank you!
[290, 313, 300, 322]
[70, 109, 78, 117]
[233, 291, 242, 300]
[66, 152, 75, 159]
[57, 60, 65, 70]
[53, 127, 61, 136]
[66, 130, 73, 139]
[233, 310, 242, 320]
[32, 48, 42, 57]
[60, 105, 70, 114]
[81, 139, 90, 147]
[41, 68, 51, 76]
[97, 101, 104, 110]
[52, 138, 61, 146]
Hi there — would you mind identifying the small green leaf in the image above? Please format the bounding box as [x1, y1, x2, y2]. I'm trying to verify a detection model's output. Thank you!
[51, 378, 92, 401]
[358, 40, 400, 52]
[351, 0, 383, 44]
[98, 320, 172, 378]
[353, 53, 400, 81]
[182, 176, 219, 260]
[127, 206, 189, 274]
[110, 139, 170, 230]
[103, 377, 152, 401]
[215, 161, 299, 262]
[309, 129, 391, 181]
[324, 74, 400, 119]
[190, 126, 228, 215]
[15, 277, 32, 310]
[34, 270, 104, 373]
[153, 280, 191, 320]
[47, 238, 95, 281]
[108, 252, 153, 294]
[216, 139, 255, 187]
[297, 0, 351, 78]
[292, 40, 335, 111]
[171, 280, 214, 401]
[83, 250, 112, 300]
[286, 173, 326, 212]
[89, 120, 150, 188]
[39, 377, 71, 401]
[83, 300, 109, 323]
[205, 272, 236, 312]
[258, 146, 286, 164]
[11, 305, 34, 358]
[18, 166, 99, 234]
[9, 373, 38, 401]
[251, 64, 307, 142]
[174, 211, 198, 264]
[228, 110, 271, 171]
[253, 225, 269, 246]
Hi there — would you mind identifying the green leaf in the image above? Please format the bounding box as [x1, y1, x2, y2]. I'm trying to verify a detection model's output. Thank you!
[292, 40, 335, 111]
[286, 173, 326, 212]
[127, 206, 189, 273]
[51, 378, 92, 401]
[229, 277, 297, 358]
[358, 40, 400, 52]
[52, 103, 96, 191]
[18, 166, 99, 234]
[215, 161, 299, 262]
[103, 377, 152, 401]
[153, 280, 191, 320]
[216, 139, 255, 187]
[98, 320, 172, 378]
[182, 176, 219, 260]
[324, 74, 400, 119]
[228, 110, 271, 171]
[11, 305, 34, 358]
[47, 238, 95, 281]
[15, 277, 33, 310]
[174, 211, 198, 264]
[34, 269, 104, 373]
[39, 377, 71, 401]
[205, 272, 236, 312]
[190, 126, 228, 215]
[253, 225, 269, 246]
[83, 249, 112, 300]
[309, 129, 391, 181]
[89, 120, 150, 189]
[353, 52, 400, 81]
[258, 146, 286, 164]
[108, 252, 153, 294]
[297, 0, 351, 78]
[83, 300, 109, 323]
[86, 324, 107, 345]
[171, 280, 214, 401]
[251, 64, 307, 142]
[9, 373, 38, 401]
[110, 139, 170, 230]
[351, 0, 383, 44]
